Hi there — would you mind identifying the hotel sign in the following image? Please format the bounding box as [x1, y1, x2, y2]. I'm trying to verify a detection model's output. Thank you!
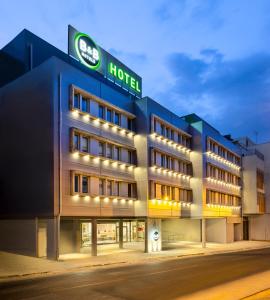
[68, 25, 142, 97]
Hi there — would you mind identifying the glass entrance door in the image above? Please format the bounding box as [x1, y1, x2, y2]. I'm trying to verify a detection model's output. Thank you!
[81, 222, 92, 248]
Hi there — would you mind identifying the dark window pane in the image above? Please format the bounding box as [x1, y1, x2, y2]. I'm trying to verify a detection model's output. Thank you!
[161, 125, 165, 136]
[82, 176, 88, 193]
[128, 183, 133, 197]
[115, 182, 120, 196]
[99, 142, 104, 156]
[74, 175, 79, 193]
[115, 147, 120, 160]
[128, 118, 132, 130]
[99, 105, 105, 119]
[114, 112, 120, 125]
[74, 94, 80, 109]
[82, 98, 88, 112]
[107, 144, 112, 158]
[82, 137, 88, 152]
[128, 151, 132, 164]
[107, 181, 112, 196]
[99, 179, 105, 195]
[106, 109, 112, 122]
[74, 134, 79, 150]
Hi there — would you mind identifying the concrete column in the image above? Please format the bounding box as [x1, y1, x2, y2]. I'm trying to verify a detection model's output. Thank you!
[119, 219, 124, 249]
[47, 217, 60, 260]
[91, 219, 97, 256]
[144, 219, 148, 253]
[73, 220, 80, 253]
[201, 218, 206, 248]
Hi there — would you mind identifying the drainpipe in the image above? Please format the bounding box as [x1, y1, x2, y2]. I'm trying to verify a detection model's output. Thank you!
[56, 73, 62, 260]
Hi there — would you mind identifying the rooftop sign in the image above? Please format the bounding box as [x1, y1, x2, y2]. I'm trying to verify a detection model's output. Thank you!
[68, 25, 142, 97]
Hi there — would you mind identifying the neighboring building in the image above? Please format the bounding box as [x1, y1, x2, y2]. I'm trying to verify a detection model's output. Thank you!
[183, 115, 242, 244]
[0, 28, 269, 259]
[235, 137, 270, 240]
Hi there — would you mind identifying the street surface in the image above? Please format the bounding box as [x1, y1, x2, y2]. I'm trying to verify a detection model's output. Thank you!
[2, 248, 270, 300]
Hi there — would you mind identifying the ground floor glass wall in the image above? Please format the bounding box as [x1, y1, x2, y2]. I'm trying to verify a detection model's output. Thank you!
[60, 218, 145, 255]
[81, 220, 145, 247]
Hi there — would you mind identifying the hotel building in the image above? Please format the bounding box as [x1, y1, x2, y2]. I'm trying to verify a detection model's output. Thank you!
[0, 28, 269, 259]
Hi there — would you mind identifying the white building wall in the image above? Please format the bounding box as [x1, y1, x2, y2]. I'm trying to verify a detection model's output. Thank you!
[162, 219, 201, 242]
[242, 155, 264, 214]
[249, 214, 270, 240]
[134, 134, 148, 216]
[206, 218, 227, 243]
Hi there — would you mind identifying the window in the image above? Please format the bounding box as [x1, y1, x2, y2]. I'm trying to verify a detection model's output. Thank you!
[74, 175, 79, 193]
[81, 97, 88, 112]
[106, 144, 113, 159]
[161, 185, 166, 199]
[155, 183, 162, 198]
[81, 137, 88, 153]
[99, 142, 105, 156]
[74, 93, 80, 109]
[73, 134, 79, 150]
[154, 119, 157, 132]
[115, 182, 120, 196]
[166, 186, 171, 199]
[107, 180, 113, 196]
[166, 128, 170, 139]
[106, 109, 112, 122]
[127, 183, 135, 198]
[114, 112, 120, 125]
[257, 169, 264, 190]
[172, 187, 175, 200]
[99, 179, 105, 195]
[171, 159, 175, 171]
[153, 151, 157, 165]
[177, 134, 181, 144]
[128, 118, 133, 131]
[99, 105, 105, 119]
[161, 124, 165, 136]
[166, 156, 170, 169]
[82, 176, 88, 193]
[128, 150, 132, 164]
[128, 183, 132, 197]
[187, 164, 192, 176]
[115, 146, 120, 160]
[187, 190, 192, 202]
[161, 154, 165, 168]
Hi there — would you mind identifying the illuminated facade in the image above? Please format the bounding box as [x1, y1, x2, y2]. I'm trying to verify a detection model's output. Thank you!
[0, 29, 269, 259]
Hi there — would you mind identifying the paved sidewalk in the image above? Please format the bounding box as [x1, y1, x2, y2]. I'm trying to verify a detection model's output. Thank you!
[0, 241, 270, 282]
[179, 270, 270, 300]
[243, 288, 270, 300]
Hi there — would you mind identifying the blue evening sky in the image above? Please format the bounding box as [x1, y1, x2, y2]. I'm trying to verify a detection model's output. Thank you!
[1, 0, 270, 142]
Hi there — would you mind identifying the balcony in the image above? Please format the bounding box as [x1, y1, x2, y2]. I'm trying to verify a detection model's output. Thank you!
[150, 133, 191, 154]
[206, 151, 241, 171]
[71, 150, 136, 175]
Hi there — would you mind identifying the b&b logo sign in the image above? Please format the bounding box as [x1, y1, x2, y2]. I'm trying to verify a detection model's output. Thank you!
[74, 33, 101, 70]
[69, 25, 142, 97]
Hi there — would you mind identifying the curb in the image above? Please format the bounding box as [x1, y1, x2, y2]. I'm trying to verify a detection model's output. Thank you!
[240, 288, 270, 300]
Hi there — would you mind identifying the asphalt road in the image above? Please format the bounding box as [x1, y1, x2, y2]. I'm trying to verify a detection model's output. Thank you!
[1, 248, 270, 300]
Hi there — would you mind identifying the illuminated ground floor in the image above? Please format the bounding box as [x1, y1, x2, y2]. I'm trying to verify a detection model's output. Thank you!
[60, 218, 146, 256]
[0, 216, 245, 259]
[59, 216, 243, 257]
